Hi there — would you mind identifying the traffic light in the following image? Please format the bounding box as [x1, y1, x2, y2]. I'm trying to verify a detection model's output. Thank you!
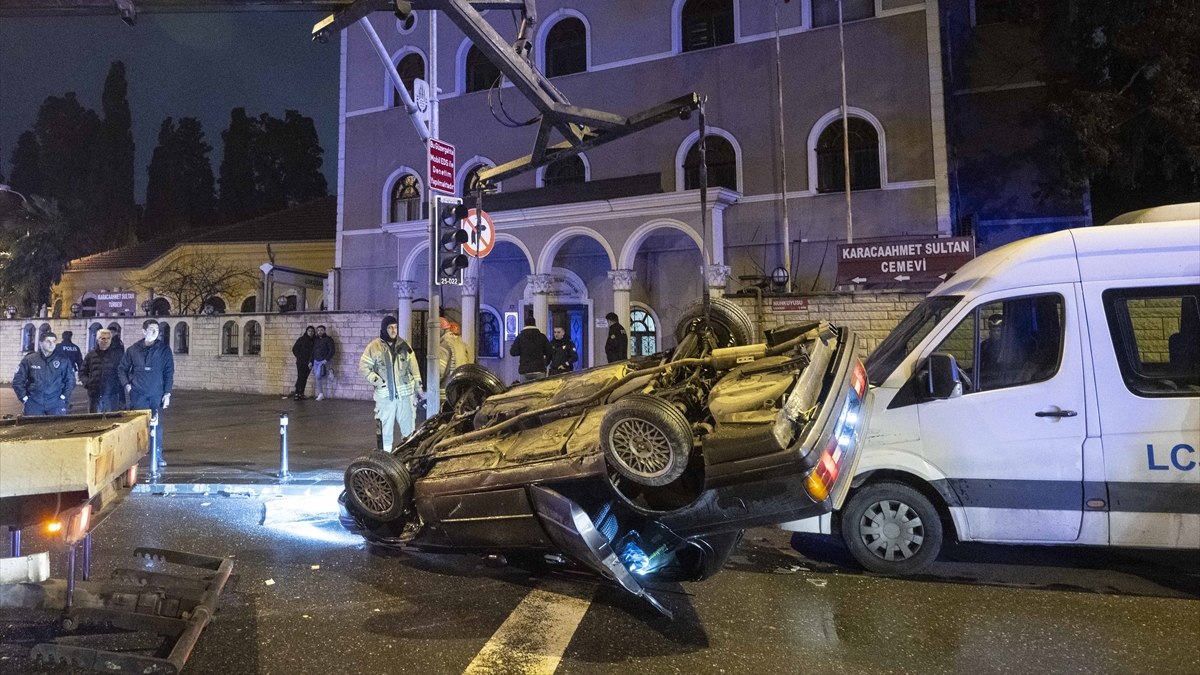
[433, 195, 470, 286]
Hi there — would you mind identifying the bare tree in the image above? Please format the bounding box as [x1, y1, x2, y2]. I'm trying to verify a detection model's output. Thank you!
[132, 252, 256, 315]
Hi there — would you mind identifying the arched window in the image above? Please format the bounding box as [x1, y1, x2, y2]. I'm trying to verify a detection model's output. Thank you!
[463, 164, 500, 195]
[392, 52, 425, 108]
[544, 17, 586, 77]
[683, 135, 738, 191]
[681, 0, 734, 52]
[38, 322, 51, 340]
[465, 45, 500, 93]
[88, 322, 102, 351]
[244, 320, 262, 356]
[630, 308, 657, 356]
[222, 320, 239, 355]
[21, 323, 35, 352]
[158, 321, 171, 349]
[542, 155, 586, 188]
[240, 296, 257, 313]
[390, 173, 423, 222]
[202, 296, 226, 315]
[812, 0, 874, 29]
[479, 309, 501, 358]
[175, 322, 190, 354]
[816, 117, 881, 192]
[81, 296, 97, 317]
[150, 297, 171, 316]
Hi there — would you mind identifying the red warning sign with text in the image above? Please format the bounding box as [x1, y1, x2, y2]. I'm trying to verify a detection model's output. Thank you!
[428, 138, 456, 195]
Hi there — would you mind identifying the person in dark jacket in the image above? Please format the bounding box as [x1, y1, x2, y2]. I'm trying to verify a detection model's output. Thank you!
[12, 331, 73, 415]
[548, 326, 578, 374]
[53, 330, 84, 383]
[289, 325, 316, 400]
[509, 316, 551, 382]
[311, 325, 337, 401]
[80, 329, 125, 413]
[119, 319, 175, 464]
[604, 312, 628, 363]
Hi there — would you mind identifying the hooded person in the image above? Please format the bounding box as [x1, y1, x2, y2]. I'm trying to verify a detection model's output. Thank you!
[289, 325, 317, 400]
[359, 315, 424, 450]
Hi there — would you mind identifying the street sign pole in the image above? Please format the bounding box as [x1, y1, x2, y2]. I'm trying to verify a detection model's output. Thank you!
[426, 9, 442, 414]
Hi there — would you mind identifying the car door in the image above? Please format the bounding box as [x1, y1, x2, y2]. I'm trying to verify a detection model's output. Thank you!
[913, 285, 1087, 542]
[1091, 282, 1200, 548]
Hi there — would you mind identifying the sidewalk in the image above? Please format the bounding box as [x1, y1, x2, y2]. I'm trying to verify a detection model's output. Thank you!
[1, 388, 382, 490]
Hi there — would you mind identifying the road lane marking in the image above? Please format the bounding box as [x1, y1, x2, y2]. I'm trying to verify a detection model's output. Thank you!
[463, 581, 593, 675]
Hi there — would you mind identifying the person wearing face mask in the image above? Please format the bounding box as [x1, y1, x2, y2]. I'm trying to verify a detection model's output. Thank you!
[12, 330, 74, 415]
[359, 316, 424, 450]
[118, 319, 175, 465]
[80, 328, 126, 413]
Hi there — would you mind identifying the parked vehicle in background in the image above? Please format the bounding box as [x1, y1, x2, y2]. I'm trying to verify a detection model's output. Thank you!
[785, 203, 1200, 575]
[339, 300, 871, 616]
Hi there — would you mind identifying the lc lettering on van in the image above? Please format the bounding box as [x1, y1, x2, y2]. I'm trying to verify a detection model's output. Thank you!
[1147, 443, 1197, 471]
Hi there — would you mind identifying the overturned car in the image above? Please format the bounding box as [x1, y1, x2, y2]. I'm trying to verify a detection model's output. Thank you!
[339, 300, 870, 616]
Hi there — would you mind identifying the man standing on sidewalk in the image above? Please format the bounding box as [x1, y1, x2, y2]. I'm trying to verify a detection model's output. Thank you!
[311, 325, 336, 401]
[80, 329, 125, 413]
[604, 312, 629, 363]
[119, 319, 174, 464]
[12, 331, 73, 415]
[360, 316, 423, 450]
[509, 316, 551, 382]
[289, 325, 316, 400]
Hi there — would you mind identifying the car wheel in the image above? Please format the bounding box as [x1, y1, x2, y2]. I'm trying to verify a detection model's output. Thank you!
[444, 364, 506, 409]
[601, 394, 692, 486]
[674, 297, 757, 347]
[840, 481, 943, 575]
[344, 452, 412, 522]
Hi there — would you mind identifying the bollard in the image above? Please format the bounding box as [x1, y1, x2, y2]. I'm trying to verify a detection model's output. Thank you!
[278, 412, 292, 482]
[147, 412, 162, 483]
[8, 527, 19, 557]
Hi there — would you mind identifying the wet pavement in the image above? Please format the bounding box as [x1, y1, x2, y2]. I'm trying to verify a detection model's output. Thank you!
[2, 389, 1199, 674]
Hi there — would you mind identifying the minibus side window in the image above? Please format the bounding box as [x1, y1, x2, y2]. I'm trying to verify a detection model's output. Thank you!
[1103, 285, 1200, 397]
[930, 293, 1065, 394]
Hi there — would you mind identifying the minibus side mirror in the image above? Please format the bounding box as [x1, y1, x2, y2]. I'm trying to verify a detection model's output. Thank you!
[926, 353, 963, 399]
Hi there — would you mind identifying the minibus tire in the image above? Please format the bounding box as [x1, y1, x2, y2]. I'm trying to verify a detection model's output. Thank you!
[840, 481, 942, 575]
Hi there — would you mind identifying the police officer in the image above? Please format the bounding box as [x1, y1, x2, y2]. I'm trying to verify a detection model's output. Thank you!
[548, 326, 578, 375]
[12, 331, 74, 415]
[119, 319, 175, 464]
[53, 330, 84, 384]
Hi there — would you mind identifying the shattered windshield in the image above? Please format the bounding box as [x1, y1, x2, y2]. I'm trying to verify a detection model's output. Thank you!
[865, 295, 962, 385]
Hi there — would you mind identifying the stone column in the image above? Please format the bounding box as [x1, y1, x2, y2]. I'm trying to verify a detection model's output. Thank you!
[527, 273, 554, 333]
[607, 269, 635, 327]
[461, 274, 478, 358]
[703, 264, 731, 299]
[394, 280, 418, 343]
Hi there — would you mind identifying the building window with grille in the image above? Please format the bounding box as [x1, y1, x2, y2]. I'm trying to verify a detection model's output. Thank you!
[544, 17, 587, 77]
[244, 320, 262, 356]
[158, 322, 170, 349]
[479, 309, 501, 358]
[542, 155, 586, 188]
[465, 45, 500, 93]
[392, 53, 425, 108]
[683, 135, 738, 191]
[222, 320, 239, 355]
[175, 322, 189, 354]
[630, 308, 657, 357]
[21, 323, 35, 352]
[681, 0, 734, 52]
[812, 0, 874, 28]
[816, 117, 881, 192]
[390, 173, 423, 221]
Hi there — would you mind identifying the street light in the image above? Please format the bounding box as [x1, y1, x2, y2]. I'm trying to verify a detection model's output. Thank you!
[0, 184, 30, 220]
[5, 306, 15, 320]
[70, 302, 81, 318]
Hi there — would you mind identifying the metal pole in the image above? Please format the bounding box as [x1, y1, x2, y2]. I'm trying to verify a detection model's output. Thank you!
[698, 98, 711, 322]
[83, 533, 91, 581]
[8, 527, 19, 557]
[836, 0, 854, 244]
[278, 412, 292, 481]
[148, 413, 162, 483]
[774, 0, 793, 292]
[357, 17, 430, 141]
[425, 7, 443, 414]
[65, 542, 77, 615]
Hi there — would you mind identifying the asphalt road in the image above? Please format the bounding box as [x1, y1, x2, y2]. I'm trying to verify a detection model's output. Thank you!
[2, 492, 1197, 675]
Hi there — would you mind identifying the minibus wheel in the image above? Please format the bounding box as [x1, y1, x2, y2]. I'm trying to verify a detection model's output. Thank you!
[840, 481, 942, 575]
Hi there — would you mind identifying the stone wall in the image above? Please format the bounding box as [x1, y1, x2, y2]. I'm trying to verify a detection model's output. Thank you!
[1, 291, 926, 399]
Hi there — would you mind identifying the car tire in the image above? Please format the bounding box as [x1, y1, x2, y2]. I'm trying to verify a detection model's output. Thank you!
[344, 452, 412, 522]
[444, 364, 506, 409]
[674, 297, 757, 347]
[600, 394, 692, 487]
[840, 481, 943, 575]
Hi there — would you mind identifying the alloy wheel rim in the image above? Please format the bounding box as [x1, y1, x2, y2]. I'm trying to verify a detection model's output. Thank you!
[351, 467, 395, 514]
[609, 418, 673, 478]
[857, 499, 924, 562]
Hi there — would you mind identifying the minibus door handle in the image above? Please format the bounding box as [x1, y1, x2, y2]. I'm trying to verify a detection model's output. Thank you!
[1035, 409, 1077, 418]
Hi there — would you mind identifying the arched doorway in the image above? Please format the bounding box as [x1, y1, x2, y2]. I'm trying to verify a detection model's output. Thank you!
[523, 267, 592, 371]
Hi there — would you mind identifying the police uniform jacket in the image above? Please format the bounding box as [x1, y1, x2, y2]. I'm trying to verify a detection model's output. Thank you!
[12, 350, 74, 404]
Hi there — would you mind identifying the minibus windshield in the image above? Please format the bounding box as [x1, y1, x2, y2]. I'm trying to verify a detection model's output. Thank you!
[866, 295, 962, 385]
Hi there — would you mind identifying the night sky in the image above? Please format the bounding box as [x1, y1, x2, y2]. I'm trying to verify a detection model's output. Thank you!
[0, 10, 339, 201]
